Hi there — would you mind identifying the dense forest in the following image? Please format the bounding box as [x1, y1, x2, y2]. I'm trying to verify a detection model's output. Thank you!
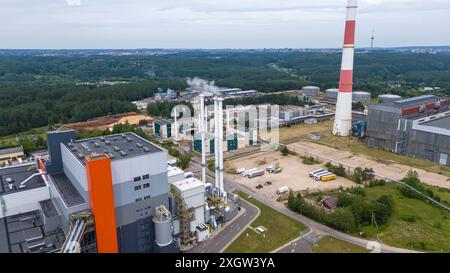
[1, 50, 450, 137]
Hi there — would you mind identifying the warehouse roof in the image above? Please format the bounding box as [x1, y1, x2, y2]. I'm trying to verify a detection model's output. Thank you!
[421, 115, 450, 130]
[393, 95, 435, 107]
[66, 132, 163, 165]
[0, 163, 47, 196]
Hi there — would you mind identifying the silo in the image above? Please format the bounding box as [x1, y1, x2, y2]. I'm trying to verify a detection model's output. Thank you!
[168, 193, 177, 216]
[352, 91, 372, 105]
[302, 86, 320, 97]
[379, 94, 402, 104]
[326, 89, 339, 99]
[153, 206, 173, 247]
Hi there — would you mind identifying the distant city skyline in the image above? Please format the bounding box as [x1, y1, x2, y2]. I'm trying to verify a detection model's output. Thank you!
[1, 0, 450, 49]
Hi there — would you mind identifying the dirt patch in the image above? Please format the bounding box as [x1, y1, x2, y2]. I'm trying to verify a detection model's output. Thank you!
[290, 141, 450, 189]
[61, 113, 153, 132]
[225, 151, 356, 200]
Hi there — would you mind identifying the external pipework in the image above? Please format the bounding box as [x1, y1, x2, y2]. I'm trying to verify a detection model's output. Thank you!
[333, 0, 358, 137]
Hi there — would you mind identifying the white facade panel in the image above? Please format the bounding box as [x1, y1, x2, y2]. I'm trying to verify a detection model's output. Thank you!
[110, 151, 167, 184]
[61, 144, 88, 191]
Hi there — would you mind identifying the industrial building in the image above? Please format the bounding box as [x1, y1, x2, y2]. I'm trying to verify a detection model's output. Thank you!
[0, 146, 24, 166]
[366, 95, 450, 166]
[278, 105, 334, 127]
[153, 119, 173, 140]
[0, 127, 240, 253]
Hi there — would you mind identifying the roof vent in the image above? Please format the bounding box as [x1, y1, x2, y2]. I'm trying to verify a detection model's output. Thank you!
[94, 142, 100, 147]
[121, 134, 126, 139]
[120, 151, 128, 157]
[108, 153, 115, 159]
[105, 140, 111, 146]
[136, 143, 143, 148]
[126, 137, 132, 142]
[114, 146, 120, 152]
[143, 147, 150, 153]
[129, 147, 134, 151]
[100, 137, 106, 141]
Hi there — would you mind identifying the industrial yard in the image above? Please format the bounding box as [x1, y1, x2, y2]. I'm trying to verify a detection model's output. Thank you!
[225, 151, 356, 199]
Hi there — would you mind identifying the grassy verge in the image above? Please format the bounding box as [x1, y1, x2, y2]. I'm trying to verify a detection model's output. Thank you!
[312, 236, 369, 253]
[224, 192, 307, 253]
[357, 184, 450, 252]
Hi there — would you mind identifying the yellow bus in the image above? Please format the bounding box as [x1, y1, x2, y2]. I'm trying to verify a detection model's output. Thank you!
[321, 174, 337, 181]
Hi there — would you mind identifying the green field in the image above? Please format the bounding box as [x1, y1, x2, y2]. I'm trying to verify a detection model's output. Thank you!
[312, 236, 369, 253]
[224, 192, 307, 253]
[357, 184, 450, 252]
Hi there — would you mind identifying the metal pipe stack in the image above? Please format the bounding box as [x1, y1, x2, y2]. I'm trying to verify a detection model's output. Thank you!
[333, 0, 358, 137]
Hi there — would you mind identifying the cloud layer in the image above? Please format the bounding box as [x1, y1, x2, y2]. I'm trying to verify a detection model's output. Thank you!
[0, 0, 449, 48]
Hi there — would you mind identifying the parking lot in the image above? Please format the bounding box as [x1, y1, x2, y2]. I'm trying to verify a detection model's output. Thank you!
[225, 151, 356, 200]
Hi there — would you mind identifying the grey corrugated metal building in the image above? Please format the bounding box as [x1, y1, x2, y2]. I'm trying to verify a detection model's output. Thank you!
[366, 95, 450, 166]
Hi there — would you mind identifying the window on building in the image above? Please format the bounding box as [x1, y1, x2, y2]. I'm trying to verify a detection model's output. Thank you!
[142, 174, 150, 180]
[134, 185, 142, 191]
[144, 195, 151, 200]
[135, 198, 142, 202]
[134, 176, 141, 182]
[143, 183, 150, 188]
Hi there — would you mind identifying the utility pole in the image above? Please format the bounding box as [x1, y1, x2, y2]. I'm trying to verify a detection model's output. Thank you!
[371, 29, 375, 49]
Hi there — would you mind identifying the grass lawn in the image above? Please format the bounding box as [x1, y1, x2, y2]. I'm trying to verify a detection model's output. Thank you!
[358, 184, 450, 252]
[224, 192, 307, 253]
[312, 236, 369, 253]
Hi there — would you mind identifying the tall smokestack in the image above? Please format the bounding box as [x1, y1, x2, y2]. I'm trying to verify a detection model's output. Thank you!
[217, 98, 224, 195]
[214, 98, 220, 191]
[199, 94, 206, 184]
[333, 0, 358, 137]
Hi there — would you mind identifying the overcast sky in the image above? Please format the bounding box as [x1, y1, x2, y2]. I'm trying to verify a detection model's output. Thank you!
[1, 0, 449, 49]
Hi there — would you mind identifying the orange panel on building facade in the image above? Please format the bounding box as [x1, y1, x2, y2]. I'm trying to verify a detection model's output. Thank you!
[85, 155, 119, 253]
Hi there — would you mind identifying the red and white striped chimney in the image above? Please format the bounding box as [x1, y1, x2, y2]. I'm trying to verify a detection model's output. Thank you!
[333, 0, 358, 136]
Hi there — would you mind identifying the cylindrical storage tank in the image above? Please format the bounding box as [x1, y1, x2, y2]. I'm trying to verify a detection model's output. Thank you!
[379, 94, 402, 103]
[325, 88, 339, 99]
[168, 194, 177, 216]
[302, 86, 320, 97]
[352, 91, 372, 105]
[153, 206, 173, 247]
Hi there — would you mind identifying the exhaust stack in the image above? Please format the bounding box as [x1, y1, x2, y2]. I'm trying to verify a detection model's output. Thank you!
[213, 96, 225, 195]
[333, 0, 358, 137]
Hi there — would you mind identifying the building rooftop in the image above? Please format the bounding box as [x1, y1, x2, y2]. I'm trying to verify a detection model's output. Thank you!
[50, 173, 85, 207]
[0, 146, 24, 156]
[0, 209, 65, 253]
[0, 163, 47, 196]
[171, 177, 204, 192]
[421, 115, 450, 130]
[393, 95, 436, 107]
[66, 132, 163, 165]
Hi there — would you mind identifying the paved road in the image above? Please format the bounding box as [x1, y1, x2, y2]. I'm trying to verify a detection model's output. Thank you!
[189, 158, 418, 253]
[226, 177, 419, 253]
[186, 174, 259, 253]
[276, 237, 312, 253]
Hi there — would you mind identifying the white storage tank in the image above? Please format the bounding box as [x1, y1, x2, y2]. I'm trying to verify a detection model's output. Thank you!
[325, 88, 339, 99]
[379, 94, 402, 104]
[302, 86, 320, 97]
[352, 91, 372, 105]
[153, 205, 173, 247]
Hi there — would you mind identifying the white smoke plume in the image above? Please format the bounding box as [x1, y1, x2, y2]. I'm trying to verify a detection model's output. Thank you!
[187, 77, 220, 96]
